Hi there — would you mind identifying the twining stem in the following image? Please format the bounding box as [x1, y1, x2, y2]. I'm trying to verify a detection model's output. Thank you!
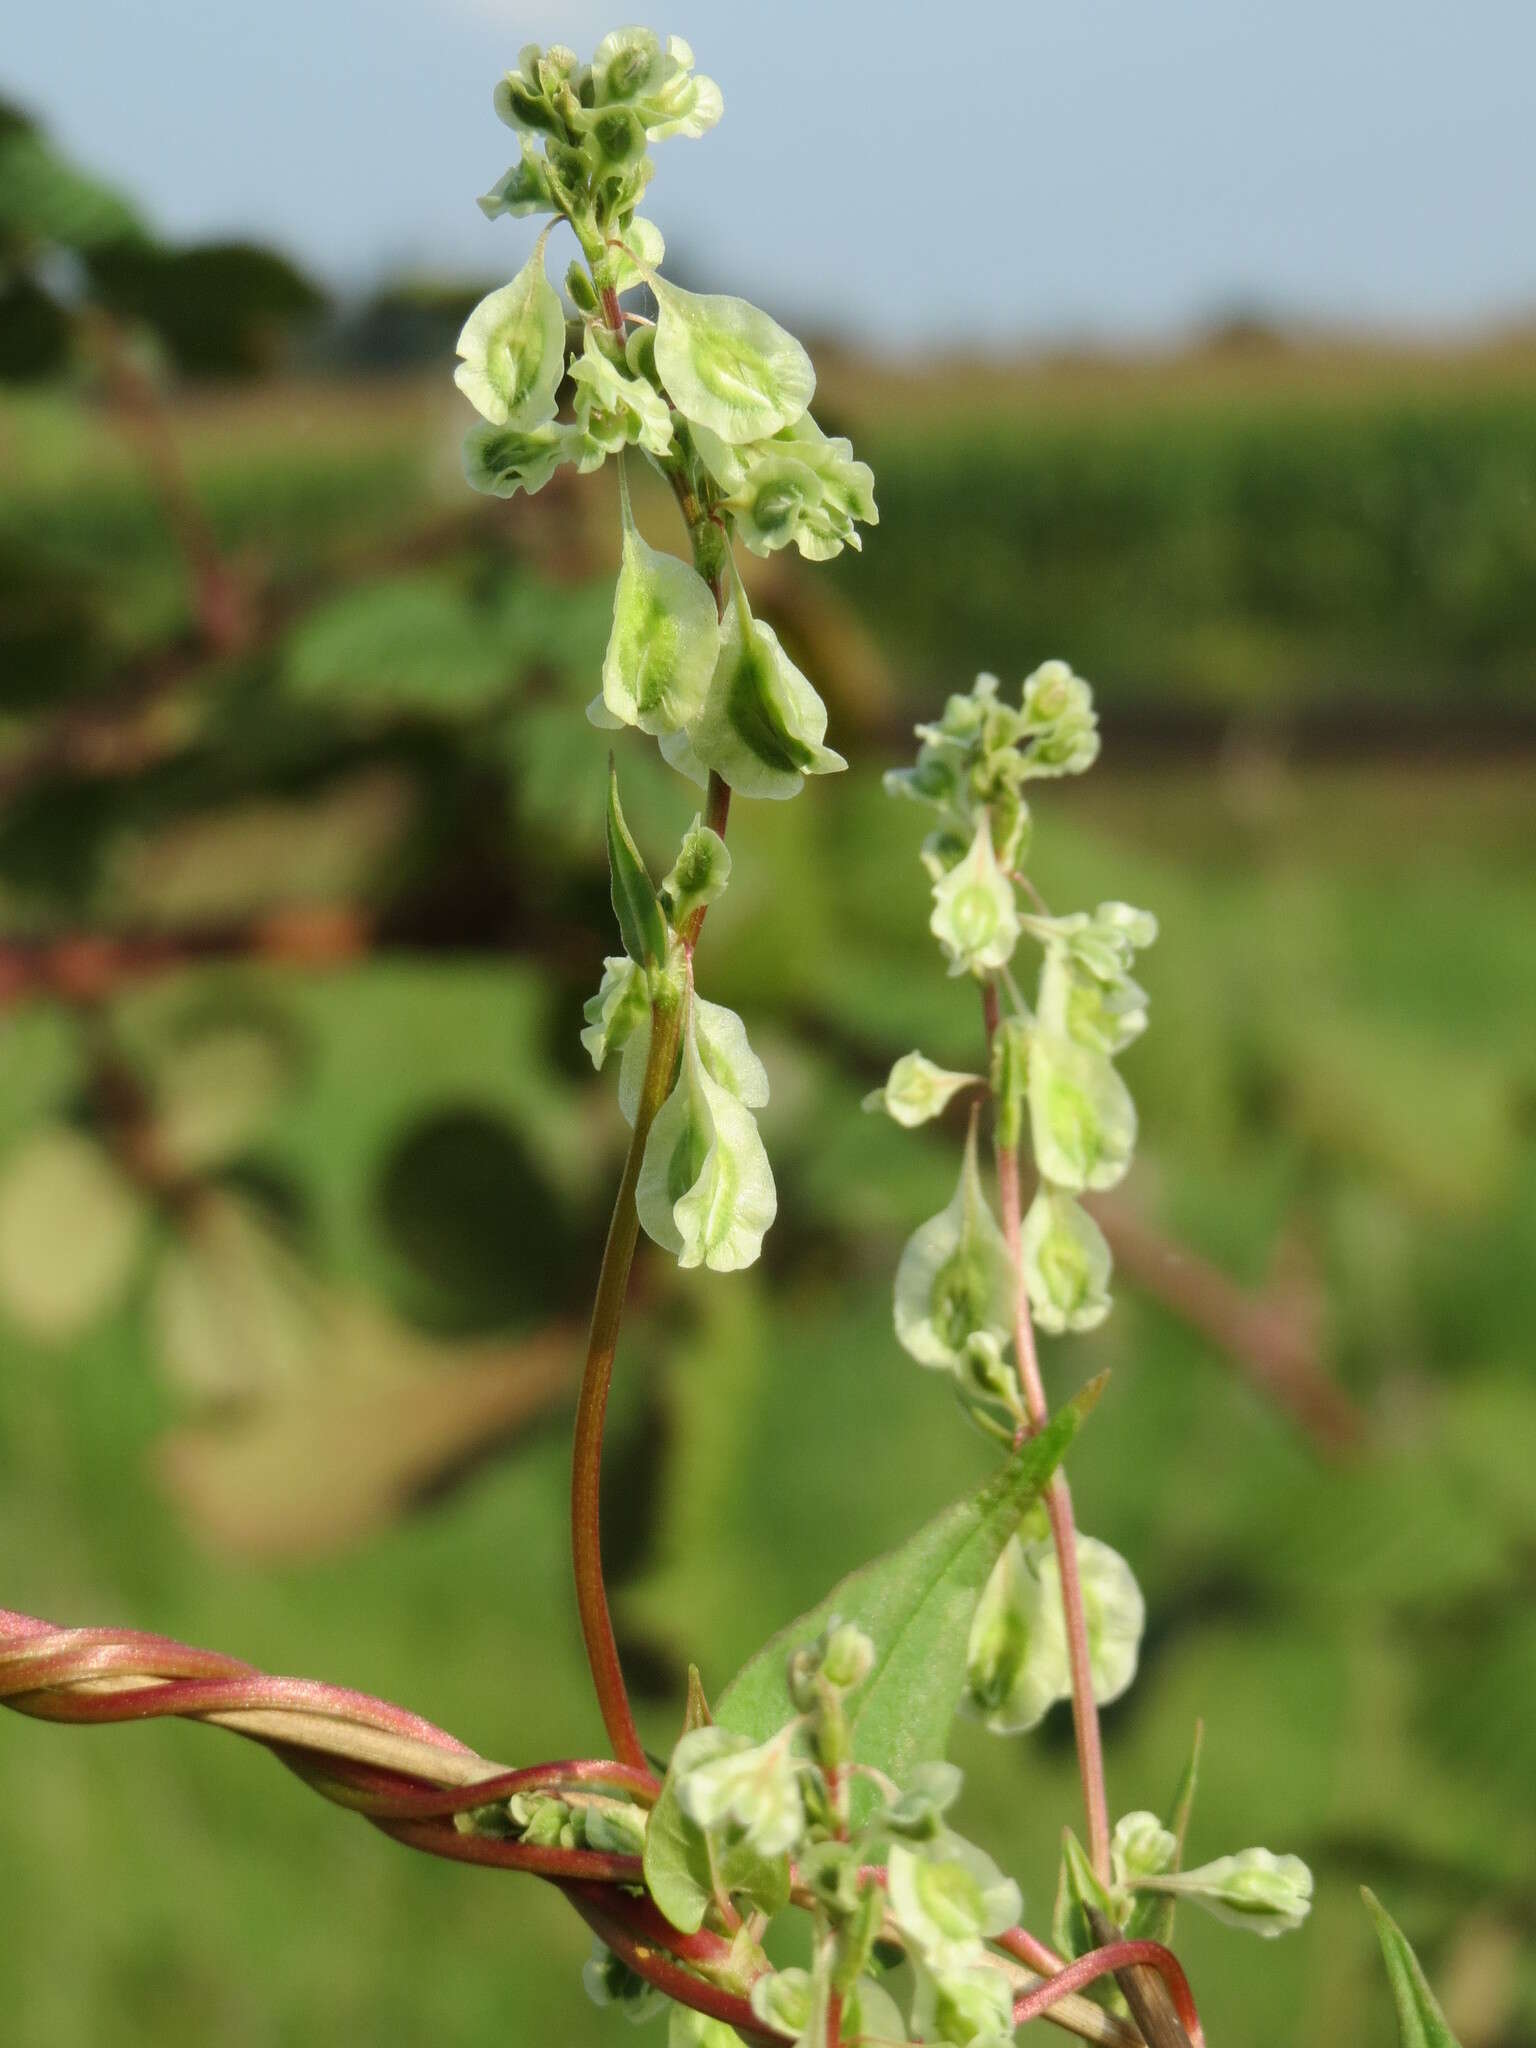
[981, 981, 1113, 1884]
[570, 766, 731, 1765]
[571, 973, 684, 1770]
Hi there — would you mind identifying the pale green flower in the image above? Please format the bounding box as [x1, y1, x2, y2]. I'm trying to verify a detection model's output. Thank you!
[636, 1009, 776, 1269]
[929, 816, 1020, 977]
[910, 1958, 1016, 2048]
[965, 1529, 1067, 1735]
[582, 1937, 664, 2022]
[668, 2007, 744, 2048]
[580, 954, 648, 1069]
[887, 1838, 1021, 1962]
[477, 140, 553, 221]
[453, 233, 565, 427]
[864, 1051, 981, 1128]
[652, 276, 814, 444]
[1151, 1848, 1314, 1937]
[884, 1760, 965, 1840]
[673, 1727, 807, 1858]
[1027, 1030, 1137, 1193]
[609, 216, 666, 292]
[786, 1618, 876, 1710]
[893, 1122, 1014, 1371]
[1018, 658, 1100, 777]
[687, 574, 844, 800]
[600, 466, 720, 734]
[662, 818, 731, 926]
[966, 1531, 1144, 1733]
[1112, 1810, 1179, 1885]
[570, 330, 675, 460]
[1020, 1187, 1114, 1333]
[461, 420, 577, 500]
[749, 1967, 815, 2040]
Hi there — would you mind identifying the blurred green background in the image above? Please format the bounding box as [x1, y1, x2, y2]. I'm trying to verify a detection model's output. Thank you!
[2, 87, 1535, 2048]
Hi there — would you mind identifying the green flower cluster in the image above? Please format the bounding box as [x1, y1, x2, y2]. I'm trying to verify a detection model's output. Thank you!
[456, 31, 875, 805]
[885, 662, 1100, 884]
[870, 663, 1158, 1739]
[639, 1621, 1030, 2048]
[874, 665, 1154, 1353]
[481, 31, 720, 259]
[1051, 1806, 1312, 1990]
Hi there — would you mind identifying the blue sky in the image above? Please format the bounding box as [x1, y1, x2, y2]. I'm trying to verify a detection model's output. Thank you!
[10, 1, 1535, 348]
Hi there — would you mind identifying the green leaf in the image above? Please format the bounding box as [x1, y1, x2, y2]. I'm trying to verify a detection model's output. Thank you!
[716, 1379, 1101, 1805]
[1126, 1721, 1203, 1946]
[652, 277, 814, 444]
[605, 758, 668, 966]
[0, 1127, 147, 1344]
[284, 575, 512, 718]
[1363, 1891, 1463, 2048]
[1053, 1826, 1116, 1964]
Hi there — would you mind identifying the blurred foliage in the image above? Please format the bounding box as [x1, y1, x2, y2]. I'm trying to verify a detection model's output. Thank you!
[833, 376, 1536, 716]
[0, 148, 1534, 2047]
[0, 98, 322, 382]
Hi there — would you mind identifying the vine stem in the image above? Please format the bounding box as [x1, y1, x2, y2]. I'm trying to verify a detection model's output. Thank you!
[981, 980, 1113, 1884]
[570, 770, 731, 1768]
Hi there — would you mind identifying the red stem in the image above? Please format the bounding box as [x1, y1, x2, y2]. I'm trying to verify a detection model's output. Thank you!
[1010, 1939, 1204, 2046]
[981, 981, 1113, 1884]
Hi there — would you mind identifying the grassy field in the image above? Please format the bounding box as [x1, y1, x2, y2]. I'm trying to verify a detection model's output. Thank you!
[0, 349, 1533, 2047]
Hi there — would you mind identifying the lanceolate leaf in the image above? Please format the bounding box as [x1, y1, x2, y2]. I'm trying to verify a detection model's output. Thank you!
[716, 1380, 1102, 1806]
[605, 758, 668, 966]
[1363, 1890, 1464, 2048]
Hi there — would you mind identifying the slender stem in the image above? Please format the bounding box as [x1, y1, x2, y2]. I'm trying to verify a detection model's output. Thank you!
[981, 980, 1113, 1885]
[572, 979, 684, 1770]
[1011, 1939, 1204, 2046]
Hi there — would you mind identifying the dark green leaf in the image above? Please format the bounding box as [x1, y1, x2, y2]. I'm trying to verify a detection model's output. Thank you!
[716, 1379, 1102, 1805]
[1363, 1890, 1463, 2048]
[1053, 1826, 1116, 1966]
[606, 757, 667, 966]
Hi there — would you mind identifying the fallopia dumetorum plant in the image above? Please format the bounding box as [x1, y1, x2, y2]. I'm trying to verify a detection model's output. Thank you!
[863, 663, 1318, 2007]
[0, 33, 1468, 2048]
[455, 25, 875, 1274]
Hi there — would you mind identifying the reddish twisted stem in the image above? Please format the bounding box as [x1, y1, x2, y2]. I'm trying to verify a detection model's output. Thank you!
[1009, 1938, 1205, 2046]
